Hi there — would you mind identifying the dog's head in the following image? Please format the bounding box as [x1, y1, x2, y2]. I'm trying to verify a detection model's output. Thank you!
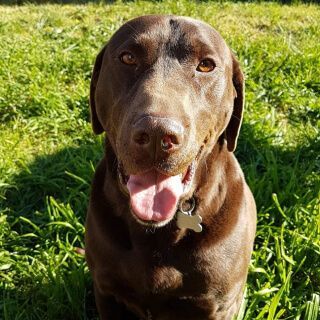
[90, 15, 244, 227]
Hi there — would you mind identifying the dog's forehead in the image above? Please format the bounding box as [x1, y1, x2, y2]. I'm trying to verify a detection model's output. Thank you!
[110, 15, 230, 61]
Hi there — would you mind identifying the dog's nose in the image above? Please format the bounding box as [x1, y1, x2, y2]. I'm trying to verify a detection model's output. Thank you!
[132, 116, 184, 158]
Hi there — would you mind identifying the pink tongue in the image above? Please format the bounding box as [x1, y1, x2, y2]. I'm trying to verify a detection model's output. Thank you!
[127, 170, 183, 222]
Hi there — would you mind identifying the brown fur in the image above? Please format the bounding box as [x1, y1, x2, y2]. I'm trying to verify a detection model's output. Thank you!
[85, 15, 256, 320]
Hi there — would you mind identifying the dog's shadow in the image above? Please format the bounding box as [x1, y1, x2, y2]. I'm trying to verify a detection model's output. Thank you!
[2, 123, 318, 319]
[4, 140, 102, 220]
[2, 138, 103, 319]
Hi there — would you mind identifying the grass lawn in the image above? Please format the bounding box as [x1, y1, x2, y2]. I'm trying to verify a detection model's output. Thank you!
[0, 1, 319, 319]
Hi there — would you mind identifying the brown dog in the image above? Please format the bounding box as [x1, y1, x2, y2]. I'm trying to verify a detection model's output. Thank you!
[85, 15, 256, 320]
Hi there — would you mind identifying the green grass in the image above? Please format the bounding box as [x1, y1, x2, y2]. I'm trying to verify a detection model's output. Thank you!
[0, 1, 319, 319]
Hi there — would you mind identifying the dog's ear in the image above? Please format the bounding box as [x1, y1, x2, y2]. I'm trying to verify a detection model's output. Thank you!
[225, 53, 244, 152]
[90, 45, 107, 134]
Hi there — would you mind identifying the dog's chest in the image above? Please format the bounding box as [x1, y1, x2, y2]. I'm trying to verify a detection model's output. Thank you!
[120, 256, 220, 320]
[121, 248, 184, 294]
[147, 264, 184, 293]
[106, 239, 235, 319]
[121, 246, 211, 297]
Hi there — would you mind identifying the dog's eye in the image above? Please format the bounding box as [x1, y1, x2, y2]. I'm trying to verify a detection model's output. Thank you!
[196, 59, 215, 72]
[119, 52, 136, 66]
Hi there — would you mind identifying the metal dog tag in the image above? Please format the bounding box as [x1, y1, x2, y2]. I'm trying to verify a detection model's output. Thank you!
[176, 198, 202, 233]
[177, 211, 202, 233]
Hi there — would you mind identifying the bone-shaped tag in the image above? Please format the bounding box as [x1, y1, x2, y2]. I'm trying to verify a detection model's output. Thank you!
[176, 211, 202, 233]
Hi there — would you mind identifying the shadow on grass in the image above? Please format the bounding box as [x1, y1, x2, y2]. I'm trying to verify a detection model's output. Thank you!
[4, 141, 102, 221]
[1, 123, 319, 319]
[1, 139, 102, 319]
[2, 268, 97, 320]
[237, 123, 319, 210]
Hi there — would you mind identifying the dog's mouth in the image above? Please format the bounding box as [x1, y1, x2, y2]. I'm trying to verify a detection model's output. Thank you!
[118, 162, 196, 226]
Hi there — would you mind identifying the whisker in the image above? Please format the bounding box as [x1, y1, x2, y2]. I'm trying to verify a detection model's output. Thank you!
[231, 114, 242, 122]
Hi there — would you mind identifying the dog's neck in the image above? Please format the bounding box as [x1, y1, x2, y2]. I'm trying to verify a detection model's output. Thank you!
[101, 137, 236, 245]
